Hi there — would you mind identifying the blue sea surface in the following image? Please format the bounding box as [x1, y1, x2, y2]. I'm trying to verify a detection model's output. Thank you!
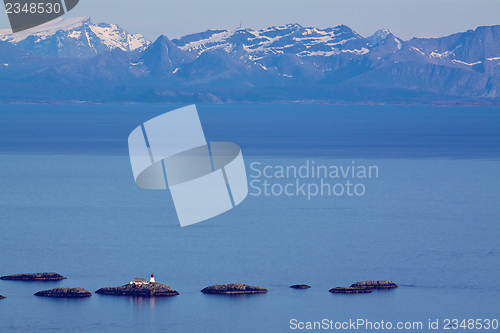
[0, 104, 499, 332]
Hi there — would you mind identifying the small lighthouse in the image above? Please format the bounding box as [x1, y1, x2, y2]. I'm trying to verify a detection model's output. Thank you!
[150, 274, 155, 283]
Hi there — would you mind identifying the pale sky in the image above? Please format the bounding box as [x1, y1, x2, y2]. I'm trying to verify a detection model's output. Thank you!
[1, 0, 499, 41]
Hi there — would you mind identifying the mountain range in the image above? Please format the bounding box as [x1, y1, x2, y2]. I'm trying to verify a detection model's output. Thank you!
[0, 16, 499, 104]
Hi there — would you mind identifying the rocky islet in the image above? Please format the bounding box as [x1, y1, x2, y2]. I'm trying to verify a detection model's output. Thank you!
[329, 287, 374, 294]
[95, 282, 179, 297]
[330, 280, 399, 294]
[290, 284, 311, 289]
[0, 273, 66, 281]
[350, 280, 398, 289]
[201, 283, 268, 294]
[34, 287, 92, 298]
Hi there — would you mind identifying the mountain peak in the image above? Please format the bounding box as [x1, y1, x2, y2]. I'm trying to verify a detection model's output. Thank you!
[154, 35, 171, 44]
[262, 23, 302, 32]
[284, 23, 302, 29]
[81, 16, 92, 24]
[0, 16, 150, 57]
[142, 35, 196, 76]
[367, 28, 391, 45]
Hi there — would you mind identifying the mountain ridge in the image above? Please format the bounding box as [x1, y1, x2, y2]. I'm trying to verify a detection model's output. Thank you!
[1, 18, 500, 104]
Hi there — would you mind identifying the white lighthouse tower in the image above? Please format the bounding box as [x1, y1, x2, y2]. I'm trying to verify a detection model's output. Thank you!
[150, 274, 155, 283]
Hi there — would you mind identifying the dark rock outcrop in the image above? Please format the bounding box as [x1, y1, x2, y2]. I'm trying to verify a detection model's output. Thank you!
[290, 284, 311, 289]
[0, 273, 66, 281]
[201, 283, 268, 294]
[350, 280, 398, 289]
[330, 280, 398, 294]
[34, 287, 91, 298]
[329, 287, 373, 294]
[95, 282, 179, 297]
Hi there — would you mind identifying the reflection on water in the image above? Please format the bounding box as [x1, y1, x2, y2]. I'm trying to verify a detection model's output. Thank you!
[129, 296, 155, 318]
[37, 296, 92, 305]
[128, 296, 177, 320]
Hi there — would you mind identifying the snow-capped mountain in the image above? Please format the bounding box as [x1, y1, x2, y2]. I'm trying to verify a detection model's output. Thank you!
[170, 24, 377, 80]
[0, 16, 150, 58]
[1, 20, 500, 104]
[172, 24, 371, 59]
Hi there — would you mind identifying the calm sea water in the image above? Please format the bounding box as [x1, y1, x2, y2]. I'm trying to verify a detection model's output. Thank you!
[0, 104, 499, 332]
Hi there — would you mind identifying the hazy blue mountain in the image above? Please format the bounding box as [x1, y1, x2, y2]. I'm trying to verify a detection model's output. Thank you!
[140, 35, 197, 79]
[1, 19, 500, 104]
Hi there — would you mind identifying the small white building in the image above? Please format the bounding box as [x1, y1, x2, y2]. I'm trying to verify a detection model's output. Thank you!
[130, 277, 148, 286]
[129, 274, 156, 285]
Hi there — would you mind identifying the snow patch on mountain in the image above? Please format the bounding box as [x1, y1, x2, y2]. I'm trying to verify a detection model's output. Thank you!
[342, 48, 370, 55]
[430, 50, 453, 58]
[88, 23, 149, 51]
[395, 38, 402, 50]
[452, 59, 482, 66]
[176, 30, 234, 53]
[410, 46, 425, 55]
[68, 30, 82, 39]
